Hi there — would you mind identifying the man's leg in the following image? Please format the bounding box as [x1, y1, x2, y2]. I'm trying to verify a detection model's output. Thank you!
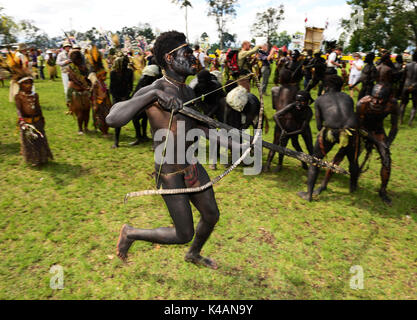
[374, 134, 392, 204]
[264, 125, 281, 172]
[346, 138, 360, 193]
[113, 128, 121, 148]
[117, 173, 195, 261]
[400, 89, 409, 125]
[130, 115, 142, 146]
[62, 72, 69, 96]
[276, 135, 290, 172]
[408, 90, 417, 126]
[261, 66, 271, 95]
[298, 135, 335, 201]
[186, 163, 220, 269]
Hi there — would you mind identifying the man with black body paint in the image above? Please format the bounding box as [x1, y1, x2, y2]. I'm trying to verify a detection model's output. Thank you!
[106, 31, 220, 269]
[298, 75, 360, 202]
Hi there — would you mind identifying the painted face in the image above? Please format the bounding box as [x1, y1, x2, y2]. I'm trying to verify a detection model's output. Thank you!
[20, 79, 33, 93]
[296, 95, 308, 109]
[169, 45, 197, 76]
[370, 97, 385, 111]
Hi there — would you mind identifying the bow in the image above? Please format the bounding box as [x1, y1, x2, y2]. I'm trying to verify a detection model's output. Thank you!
[124, 73, 265, 202]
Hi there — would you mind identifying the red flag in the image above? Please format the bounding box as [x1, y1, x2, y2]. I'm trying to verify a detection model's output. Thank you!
[305, 17, 308, 23]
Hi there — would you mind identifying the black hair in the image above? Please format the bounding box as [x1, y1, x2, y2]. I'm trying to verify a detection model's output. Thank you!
[413, 52, 417, 62]
[365, 52, 375, 64]
[197, 69, 213, 83]
[283, 51, 288, 57]
[194, 44, 200, 50]
[325, 75, 343, 91]
[154, 31, 187, 69]
[296, 90, 313, 103]
[307, 49, 313, 56]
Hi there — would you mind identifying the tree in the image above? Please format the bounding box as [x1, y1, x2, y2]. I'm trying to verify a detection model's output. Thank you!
[342, 0, 417, 52]
[206, 0, 238, 50]
[0, 7, 18, 45]
[222, 32, 236, 48]
[251, 5, 285, 46]
[272, 30, 291, 47]
[172, 0, 192, 42]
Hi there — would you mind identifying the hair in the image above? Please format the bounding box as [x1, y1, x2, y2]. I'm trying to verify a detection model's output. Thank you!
[413, 52, 417, 62]
[307, 49, 313, 56]
[194, 44, 200, 50]
[336, 47, 343, 51]
[69, 50, 83, 64]
[197, 69, 213, 83]
[283, 51, 288, 57]
[365, 52, 375, 64]
[325, 75, 344, 91]
[296, 90, 312, 103]
[153, 31, 187, 69]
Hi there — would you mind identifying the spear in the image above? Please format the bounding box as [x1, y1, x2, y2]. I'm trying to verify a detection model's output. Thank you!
[179, 105, 348, 175]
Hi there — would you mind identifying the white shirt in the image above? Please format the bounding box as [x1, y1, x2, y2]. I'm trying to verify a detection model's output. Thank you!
[350, 59, 364, 78]
[194, 51, 206, 68]
[56, 50, 70, 72]
[327, 52, 338, 68]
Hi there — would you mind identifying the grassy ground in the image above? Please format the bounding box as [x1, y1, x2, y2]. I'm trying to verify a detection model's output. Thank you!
[0, 67, 416, 300]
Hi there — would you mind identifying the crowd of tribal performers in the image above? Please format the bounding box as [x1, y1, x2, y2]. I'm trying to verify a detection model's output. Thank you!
[2, 32, 417, 268]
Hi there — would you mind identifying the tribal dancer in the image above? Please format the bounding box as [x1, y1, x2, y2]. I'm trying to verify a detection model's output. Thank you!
[399, 52, 417, 126]
[109, 55, 134, 148]
[89, 46, 112, 136]
[106, 31, 220, 269]
[298, 75, 360, 202]
[67, 50, 92, 134]
[7, 56, 53, 166]
[357, 84, 399, 204]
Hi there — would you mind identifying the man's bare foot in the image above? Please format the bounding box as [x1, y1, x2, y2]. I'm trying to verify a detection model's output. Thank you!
[78, 131, 84, 135]
[262, 165, 270, 173]
[273, 165, 282, 173]
[185, 252, 218, 270]
[313, 186, 326, 196]
[116, 224, 134, 262]
[111, 144, 119, 149]
[297, 191, 312, 202]
[379, 191, 392, 206]
[209, 164, 217, 170]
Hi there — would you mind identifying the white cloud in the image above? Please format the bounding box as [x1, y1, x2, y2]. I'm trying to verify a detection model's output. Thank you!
[0, 0, 351, 44]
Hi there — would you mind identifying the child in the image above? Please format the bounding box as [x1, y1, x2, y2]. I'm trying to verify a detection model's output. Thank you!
[15, 76, 53, 166]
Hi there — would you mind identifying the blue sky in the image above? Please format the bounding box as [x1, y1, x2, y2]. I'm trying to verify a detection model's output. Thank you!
[0, 0, 352, 44]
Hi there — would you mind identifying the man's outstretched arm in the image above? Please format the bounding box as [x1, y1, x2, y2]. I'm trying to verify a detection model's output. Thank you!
[106, 84, 183, 128]
[106, 88, 158, 128]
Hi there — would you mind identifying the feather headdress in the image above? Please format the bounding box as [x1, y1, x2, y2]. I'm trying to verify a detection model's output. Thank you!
[4, 50, 32, 83]
[86, 45, 105, 75]
[112, 34, 120, 48]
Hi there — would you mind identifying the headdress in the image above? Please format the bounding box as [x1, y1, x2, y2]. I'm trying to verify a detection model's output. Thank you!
[4, 51, 33, 83]
[86, 45, 106, 76]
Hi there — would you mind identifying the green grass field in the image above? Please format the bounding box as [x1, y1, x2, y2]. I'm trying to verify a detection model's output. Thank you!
[0, 68, 416, 300]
